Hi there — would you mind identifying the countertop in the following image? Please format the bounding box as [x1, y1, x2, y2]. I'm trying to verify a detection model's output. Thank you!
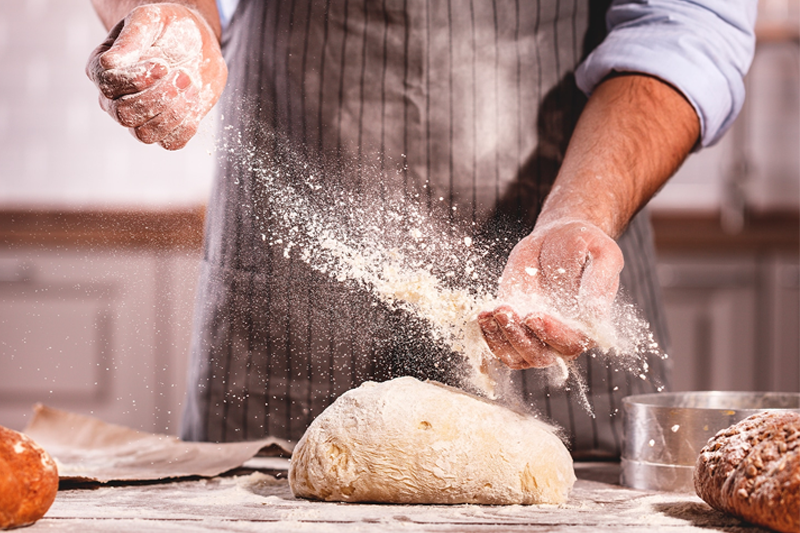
[30, 462, 771, 533]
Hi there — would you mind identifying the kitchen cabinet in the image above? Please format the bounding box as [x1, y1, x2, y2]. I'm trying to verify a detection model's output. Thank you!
[0, 249, 199, 434]
[0, 210, 797, 435]
[652, 212, 799, 394]
[0, 211, 203, 434]
[658, 253, 799, 393]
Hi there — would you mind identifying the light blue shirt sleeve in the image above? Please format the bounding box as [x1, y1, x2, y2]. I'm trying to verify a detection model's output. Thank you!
[575, 0, 757, 147]
[216, 0, 239, 30]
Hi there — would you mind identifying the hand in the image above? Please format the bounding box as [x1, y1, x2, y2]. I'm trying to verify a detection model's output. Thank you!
[86, 3, 227, 150]
[478, 220, 624, 369]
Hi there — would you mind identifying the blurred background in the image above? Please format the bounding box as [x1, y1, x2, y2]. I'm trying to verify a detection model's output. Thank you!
[0, 0, 797, 434]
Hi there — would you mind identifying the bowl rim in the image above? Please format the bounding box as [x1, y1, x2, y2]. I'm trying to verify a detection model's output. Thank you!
[622, 391, 800, 411]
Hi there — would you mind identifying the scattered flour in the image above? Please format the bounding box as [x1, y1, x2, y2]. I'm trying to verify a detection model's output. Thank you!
[218, 131, 667, 411]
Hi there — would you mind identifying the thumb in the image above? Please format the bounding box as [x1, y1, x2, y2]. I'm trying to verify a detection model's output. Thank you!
[577, 237, 623, 320]
[99, 9, 164, 70]
[497, 234, 545, 301]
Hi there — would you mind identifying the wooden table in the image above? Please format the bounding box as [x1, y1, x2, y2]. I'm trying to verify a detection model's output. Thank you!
[29, 462, 770, 532]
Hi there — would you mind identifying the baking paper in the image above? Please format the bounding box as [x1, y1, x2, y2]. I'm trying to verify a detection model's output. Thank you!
[24, 404, 293, 483]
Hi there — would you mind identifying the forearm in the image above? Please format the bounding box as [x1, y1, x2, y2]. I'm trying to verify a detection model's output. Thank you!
[90, 0, 222, 41]
[538, 73, 700, 239]
[484, 74, 702, 367]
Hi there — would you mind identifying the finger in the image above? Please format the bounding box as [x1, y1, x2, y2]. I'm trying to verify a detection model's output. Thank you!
[157, 83, 202, 149]
[477, 312, 526, 369]
[492, 306, 557, 368]
[132, 102, 188, 144]
[158, 115, 200, 150]
[95, 60, 169, 100]
[578, 241, 624, 319]
[86, 21, 124, 86]
[108, 70, 189, 128]
[523, 314, 593, 359]
[99, 9, 165, 70]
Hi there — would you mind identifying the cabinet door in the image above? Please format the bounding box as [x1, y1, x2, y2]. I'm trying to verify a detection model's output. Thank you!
[659, 255, 799, 393]
[0, 250, 199, 434]
[765, 259, 799, 392]
[0, 281, 114, 402]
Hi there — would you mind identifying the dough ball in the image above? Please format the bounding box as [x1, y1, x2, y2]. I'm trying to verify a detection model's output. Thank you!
[289, 377, 575, 504]
[0, 425, 59, 530]
[694, 411, 799, 533]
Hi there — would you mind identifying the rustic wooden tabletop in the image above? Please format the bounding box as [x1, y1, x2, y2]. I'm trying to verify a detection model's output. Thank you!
[29, 462, 770, 532]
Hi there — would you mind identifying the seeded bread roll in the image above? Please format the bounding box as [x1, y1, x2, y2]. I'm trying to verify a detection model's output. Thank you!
[694, 411, 800, 533]
[0, 425, 59, 530]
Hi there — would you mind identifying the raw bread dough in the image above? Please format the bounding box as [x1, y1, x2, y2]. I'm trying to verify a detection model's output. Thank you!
[289, 377, 575, 504]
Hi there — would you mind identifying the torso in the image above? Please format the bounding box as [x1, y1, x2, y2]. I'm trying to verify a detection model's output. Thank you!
[182, 0, 670, 457]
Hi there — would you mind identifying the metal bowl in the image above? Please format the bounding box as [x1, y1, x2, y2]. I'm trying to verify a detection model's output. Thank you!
[620, 391, 800, 492]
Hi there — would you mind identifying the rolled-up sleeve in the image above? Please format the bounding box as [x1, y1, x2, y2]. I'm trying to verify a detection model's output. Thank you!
[575, 0, 757, 147]
[216, 0, 239, 29]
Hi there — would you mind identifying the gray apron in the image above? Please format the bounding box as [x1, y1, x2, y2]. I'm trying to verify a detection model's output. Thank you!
[182, 0, 670, 459]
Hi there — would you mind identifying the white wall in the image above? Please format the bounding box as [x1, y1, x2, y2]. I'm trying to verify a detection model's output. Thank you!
[651, 0, 800, 213]
[0, 0, 216, 209]
[1, 0, 797, 212]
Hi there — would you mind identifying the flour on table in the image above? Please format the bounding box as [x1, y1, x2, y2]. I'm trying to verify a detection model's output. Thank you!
[288, 377, 576, 505]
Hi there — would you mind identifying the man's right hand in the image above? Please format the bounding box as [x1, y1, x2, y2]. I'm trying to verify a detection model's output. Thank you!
[86, 3, 227, 150]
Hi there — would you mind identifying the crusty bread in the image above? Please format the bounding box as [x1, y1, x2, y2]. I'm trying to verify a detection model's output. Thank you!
[694, 411, 799, 533]
[0, 425, 59, 530]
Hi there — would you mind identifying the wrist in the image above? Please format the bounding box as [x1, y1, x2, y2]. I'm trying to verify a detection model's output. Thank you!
[92, 1, 222, 42]
[534, 186, 629, 240]
[536, 74, 699, 241]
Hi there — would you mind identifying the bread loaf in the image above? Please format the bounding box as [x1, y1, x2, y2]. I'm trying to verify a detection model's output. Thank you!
[0, 425, 59, 530]
[694, 411, 800, 533]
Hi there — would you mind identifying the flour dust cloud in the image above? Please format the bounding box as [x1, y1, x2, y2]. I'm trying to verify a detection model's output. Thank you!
[218, 128, 666, 415]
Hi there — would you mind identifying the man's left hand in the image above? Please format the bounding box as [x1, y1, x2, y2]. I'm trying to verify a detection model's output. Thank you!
[478, 219, 623, 369]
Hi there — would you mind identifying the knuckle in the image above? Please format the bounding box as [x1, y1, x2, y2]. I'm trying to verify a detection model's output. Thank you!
[114, 103, 137, 127]
[133, 123, 160, 144]
[160, 131, 189, 150]
[97, 93, 110, 112]
[115, 95, 158, 127]
[97, 51, 115, 71]
[96, 69, 133, 99]
[498, 354, 519, 369]
[160, 139, 186, 151]
[98, 81, 119, 100]
[85, 55, 101, 83]
[530, 354, 554, 369]
[509, 359, 528, 370]
[104, 99, 124, 123]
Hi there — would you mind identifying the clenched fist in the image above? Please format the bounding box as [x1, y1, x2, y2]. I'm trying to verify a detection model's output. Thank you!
[86, 3, 227, 149]
[478, 220, 624, 369]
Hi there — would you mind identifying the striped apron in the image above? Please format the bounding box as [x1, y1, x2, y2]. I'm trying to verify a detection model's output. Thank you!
[181, 0, 671, 458]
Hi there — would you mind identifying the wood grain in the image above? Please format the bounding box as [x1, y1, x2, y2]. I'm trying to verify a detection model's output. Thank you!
[1, 208, 797, 254]
[0, 208, 205, 251]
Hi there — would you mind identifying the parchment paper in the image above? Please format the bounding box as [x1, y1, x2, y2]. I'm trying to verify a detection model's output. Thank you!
[24, 404, 293, 483]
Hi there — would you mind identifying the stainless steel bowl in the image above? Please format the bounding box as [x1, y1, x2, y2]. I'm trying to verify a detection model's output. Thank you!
[620, 391, 800, 492]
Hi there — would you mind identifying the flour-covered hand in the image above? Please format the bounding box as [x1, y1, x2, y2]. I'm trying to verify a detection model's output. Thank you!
[478, 220, 624, 369]
[86, 3, 227, 150]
